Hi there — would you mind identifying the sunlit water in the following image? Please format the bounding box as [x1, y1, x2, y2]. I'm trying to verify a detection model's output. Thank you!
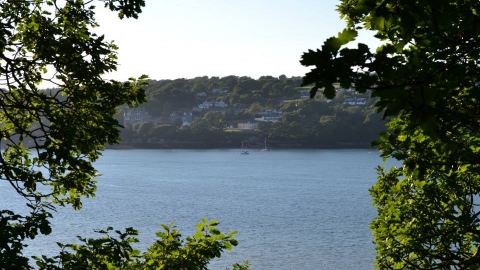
[1, 149, 398, 269]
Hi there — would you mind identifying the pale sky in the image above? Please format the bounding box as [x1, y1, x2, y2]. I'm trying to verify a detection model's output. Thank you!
[93, 0, 380, 82]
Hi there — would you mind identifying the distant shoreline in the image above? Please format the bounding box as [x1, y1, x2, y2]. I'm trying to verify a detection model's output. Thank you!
[106, 142, 374, 150]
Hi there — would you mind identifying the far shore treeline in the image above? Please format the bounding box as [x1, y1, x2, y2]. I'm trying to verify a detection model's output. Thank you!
[112, 75, 387, 149]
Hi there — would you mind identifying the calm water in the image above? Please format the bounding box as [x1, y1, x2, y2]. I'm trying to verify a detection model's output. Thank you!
[2, 149, 397, 269]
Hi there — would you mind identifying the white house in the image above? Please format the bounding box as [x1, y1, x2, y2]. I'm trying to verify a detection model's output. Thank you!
[123, 108, 151, 125]
[237, 121, 259, 130]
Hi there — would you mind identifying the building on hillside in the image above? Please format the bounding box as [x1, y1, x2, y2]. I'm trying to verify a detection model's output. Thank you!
[237, 121, 259, 130]
[343, 97, 367, 106]
[194, 100, 228, 111]
[168, 111, 193, 125]
[355, 98, 367, 105]
[123, 108, 151, 125]
[255, 109, 282, 122]
[343, 98, 356, 105]
[215, 100, 228, 108]
[299, 89, 310, 99]
[197, 101, 212, 110]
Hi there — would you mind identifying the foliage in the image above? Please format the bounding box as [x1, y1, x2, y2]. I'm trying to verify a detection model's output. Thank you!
[145, 83, 197, 117]
[33, 218, 247, 270]
[0, 0, 245, 269]
[0, 0, 145, 266]
[122, 98, 384, 147]
[120, 76, 384, 147]
[301, 0, 480, 268]
[0, 204, 53, 269]
[245, 102, 263, 116]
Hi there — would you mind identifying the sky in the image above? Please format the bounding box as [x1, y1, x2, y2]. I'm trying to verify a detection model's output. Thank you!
[92, 0, 381, 82]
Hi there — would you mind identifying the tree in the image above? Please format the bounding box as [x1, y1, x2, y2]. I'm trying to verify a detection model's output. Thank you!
[261, 81, 273, 97]
[137, 121, 154, 142]
[146, 83, 196, 117]
[119, 124, 137, 143]
[301, 0, 480, 268]
[150, 124, 176, 142]
[233, 77, 261, 95]
[221, 75, 239, 92]
[0, 1, 245, 269]
[245, 102, 263, 116]
[33, 218, 247, 270]
[192, 76, 209, 93]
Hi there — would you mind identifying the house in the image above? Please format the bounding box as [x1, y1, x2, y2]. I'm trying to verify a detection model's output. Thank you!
[343, 98, 356, 105]
[197, 101, 212, 110]
[237, 121, 259, 130]
[299, 89, 310, 99]
[195, 100, 228, 111]
[196, 92, 207, 97]
[264, 112, 282, 121]
[343, 97, 367, 106]
[168, 111, 194, 125]
[123, 108, 151, 125]
[355, 98, 366, 105]
[215, 100, 228, 108]
[255, 109, 282, 122]
[181, 120, 191, 127]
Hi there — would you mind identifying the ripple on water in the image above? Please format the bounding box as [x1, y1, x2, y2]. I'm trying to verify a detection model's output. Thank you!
[6, 149, 396, 270]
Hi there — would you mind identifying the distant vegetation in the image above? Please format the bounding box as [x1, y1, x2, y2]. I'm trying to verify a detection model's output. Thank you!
[116, 75, 386, 148]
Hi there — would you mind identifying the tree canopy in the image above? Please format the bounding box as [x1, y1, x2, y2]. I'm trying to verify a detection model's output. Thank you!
[117, 75, 384, 148]
[301, 0, 480, 268]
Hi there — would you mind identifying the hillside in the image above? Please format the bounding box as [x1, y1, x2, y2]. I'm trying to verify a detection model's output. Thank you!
[114, 75, 386, 149]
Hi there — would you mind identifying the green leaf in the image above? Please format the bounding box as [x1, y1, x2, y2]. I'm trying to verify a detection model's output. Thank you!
[337, 28, 358, 45]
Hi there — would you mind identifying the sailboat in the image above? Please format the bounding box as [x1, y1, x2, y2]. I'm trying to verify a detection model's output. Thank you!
[261, 137, 270, 151]
[240, 140, 249, 155]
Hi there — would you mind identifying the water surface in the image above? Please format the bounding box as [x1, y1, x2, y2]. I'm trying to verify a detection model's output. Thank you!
[2, 149, 396, 269]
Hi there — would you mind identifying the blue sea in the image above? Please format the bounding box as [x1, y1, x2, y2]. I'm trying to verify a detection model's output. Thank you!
[1, 149, 398, 269]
